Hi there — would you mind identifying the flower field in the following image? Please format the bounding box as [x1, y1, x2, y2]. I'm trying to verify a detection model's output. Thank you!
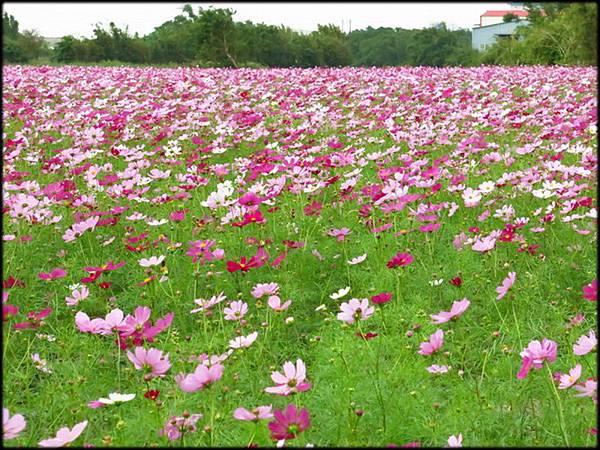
[2, 65, 597, 447]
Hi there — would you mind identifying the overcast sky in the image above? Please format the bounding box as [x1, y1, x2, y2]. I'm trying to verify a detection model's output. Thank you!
[3, 2, 513, 38]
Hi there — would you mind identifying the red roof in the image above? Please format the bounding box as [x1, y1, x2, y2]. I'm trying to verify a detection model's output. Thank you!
[481, 10, 529, 17]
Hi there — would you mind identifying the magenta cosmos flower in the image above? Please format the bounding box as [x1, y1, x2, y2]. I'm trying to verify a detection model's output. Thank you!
[387, 252, 414, 269]
[430, 298, 470, 324]
[39, 420, 88, 447]
[268, 404, 310, 441]
[517, 338, 557, 379]
[558, 364, 582, 389]
[337, 298, 374, 324]
[328, 227, 351, 241]
[418, 329, 444, 355]
[126, 347, 171, 378]
[3, 408, 26, 440]
[496, 272, 516, 300]
[582, 280, 597, 301]
[175, 363, 224, 392]
[265, 359, 311, 396]
[233, 405, 273, 421]
[573, 378, 597, 403]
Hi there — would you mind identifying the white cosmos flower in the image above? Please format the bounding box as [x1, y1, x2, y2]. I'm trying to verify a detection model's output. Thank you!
[330, 286, 351, 300]
[98, 393, 136, 405]
[139, 255, 165, 267]
[147, 218, 168, 226]
[347, 254, 367, 265]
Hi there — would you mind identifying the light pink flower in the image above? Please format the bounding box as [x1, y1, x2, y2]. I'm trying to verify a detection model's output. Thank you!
[427, 364, 449, 374]
[472, 236, 496, 252]
[573, 330, 597, 356]
[176, 363, 224, 392]
[447, 433, 463, 447]
[328, 227, 351, 241]
[65, 286, 89, 307]
[39, 420, 88, 447]
[126, 347, 171, 378]
[430, 298, 470, 324]
[75, 311, 110, 335]
[229, 331, 258, 349]
[517, 338, 557, 379]
[558, 364, 582, 389]
[251, 282, 279, 298]
[267, 295, 291, 312]
[337, 298, 374, 324]
[3, 408, 26, 440]
[496, 272, 516, 300]
[223, 300, 248, 321]
[265, 359, 311, 396]
[233, 405, 273, 421]
[573, 378, 597, 403]
[418, 329, 444, 355]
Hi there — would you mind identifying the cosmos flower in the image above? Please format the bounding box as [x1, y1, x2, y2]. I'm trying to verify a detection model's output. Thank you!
[558, 364, 582, 389]
[159, 413, 203, 441]
[138, 255, 165, 267]
[268, 404, 310, 440]
[573, 330, 597, 356]
[229, 331, 258, 349]
[175, 363, 224, 393]
[418, 329, 444, 356]
[386, 252, 414, 268]
[233, 405, 273, 421]
[223, 300, 248, 321]
[447, 433, 463, 447]
[88, 392, 136, 408]
[347, 254, 367, 265]
[126, 347, 171, 378]
[517, 339, 557, 379]
[337, 298, 374, 324]
[330, 286, 351, 300]
[430, 298, 470, 324]
[496, 272, 516, 300]
[39, 420, 88, 447]
[582, 280, 597, 301]
[251, 282, 279, 298]
[265, 359, 311, 396]
[3, 408, 26, 440]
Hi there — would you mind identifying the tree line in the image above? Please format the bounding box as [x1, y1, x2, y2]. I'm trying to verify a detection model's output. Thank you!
[2, 3, 596, 67]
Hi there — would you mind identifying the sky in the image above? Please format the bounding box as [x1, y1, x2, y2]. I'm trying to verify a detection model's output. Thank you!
[3, 2, 514, 38]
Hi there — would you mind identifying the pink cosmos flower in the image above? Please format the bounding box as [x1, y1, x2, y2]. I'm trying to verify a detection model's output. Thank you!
[418, 329, 444, 355]
[582, 280, 597, 301]
[268, 404, 310, 440]
[558, 364, 582, 389]
[447, 433, 463, 447]
[573, 330, 597, 356]
[3, 408, 26, 440]
[573, 378, 597, 403]
[66, 286, 89, 307]
[126, 347, 171, 378]
[223, 300, 248, 321]
[38, 268, 67, 281]
[427, 364, 449, 374]
[159, 413, 203, 441]
[267, 295, 291, 312]
[430, 298, 470, 324]
[472, 236, 496, 252]
[39, 420, 88, 447]
[496, 272, 516, 300]
[337, 298, 375, 324]
[328, 227, 351, 241]
[387, 252, 414, 269]
[75, 311, 110, 335]
[264, 359, 311, 396]
[233, 405, 273, 421]
[251, 282, 279, 298]
[175, 363, 224, 392]
[229, 331, 258, 349]
[517, 338, 557, 379]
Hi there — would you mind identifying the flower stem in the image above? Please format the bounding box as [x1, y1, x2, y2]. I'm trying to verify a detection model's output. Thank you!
[545, 363, 570, 446]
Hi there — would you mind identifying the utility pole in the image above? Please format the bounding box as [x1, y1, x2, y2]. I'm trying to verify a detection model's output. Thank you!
[349, 19, 351, 33]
